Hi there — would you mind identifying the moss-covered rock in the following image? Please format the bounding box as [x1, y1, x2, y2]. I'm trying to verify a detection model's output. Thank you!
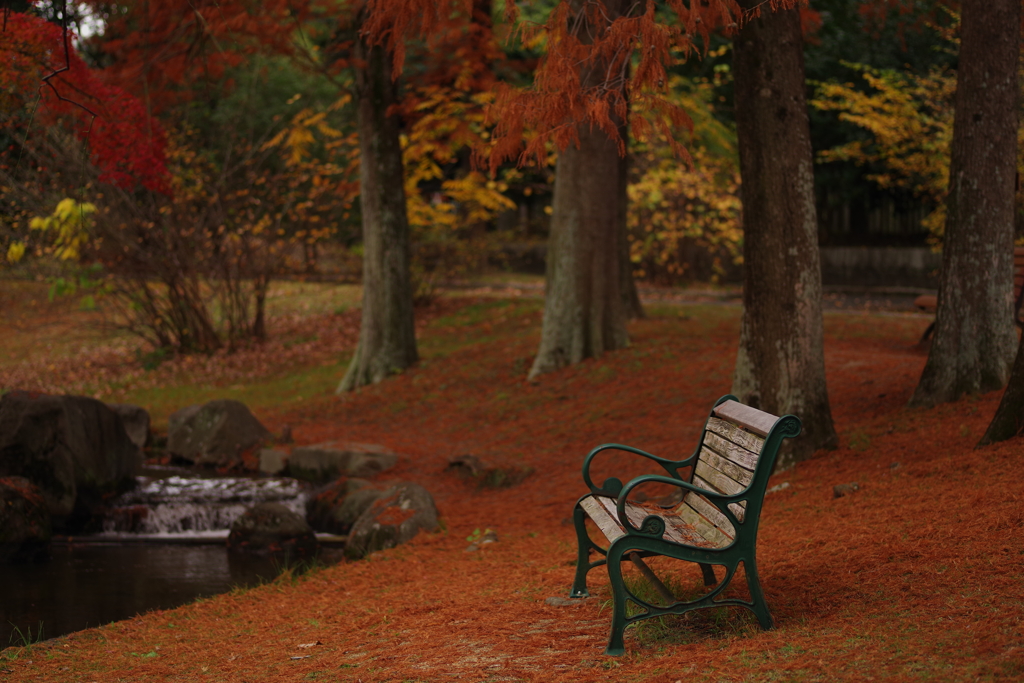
[345, 482, 438, 560]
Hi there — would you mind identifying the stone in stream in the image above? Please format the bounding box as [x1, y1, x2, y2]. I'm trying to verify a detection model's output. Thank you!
[306, 478, 384, 535]
[0, 477, 52, 563]
[227, 502, 318, 558]
[167, 400, 272, 471]
[287, 442, 398, 483]
[345, 482, 438, 560]
[258, 448, 289, 476]
[0, 391, 141, 532]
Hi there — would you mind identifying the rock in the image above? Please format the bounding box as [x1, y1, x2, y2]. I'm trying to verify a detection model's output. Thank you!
[545, 596, 585, 607]
[226, 502, 318, 558]
[345, 482, 438, 560]
[445, 454, 532, 489]
[464, 528, 498, 552]
[0, 391, 141, 531]
[766, 482, 791, 494]
[107, 403, 151, 450]
[258, 448, 288, 476]
[167, 400, 272, 470]
[833, 482, 861, 499]
[0, 477, 52, 563]
[288, 442, 398, 484]
[306, 478, 383, 535]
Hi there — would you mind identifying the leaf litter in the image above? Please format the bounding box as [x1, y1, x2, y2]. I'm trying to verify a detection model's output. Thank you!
[2, 296, 1023, 682]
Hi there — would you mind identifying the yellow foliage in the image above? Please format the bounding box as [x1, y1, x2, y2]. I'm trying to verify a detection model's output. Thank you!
[402, 87, 516, 295]
[6, 241, 26, 264]
[29, 198, 97, 261]
[811, 61, 955, 240]
[263, 98, 348, 166]
[627, 76, 742, 284]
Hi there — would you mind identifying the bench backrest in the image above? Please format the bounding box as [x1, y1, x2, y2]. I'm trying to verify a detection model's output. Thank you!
[672, 399, 792, 545]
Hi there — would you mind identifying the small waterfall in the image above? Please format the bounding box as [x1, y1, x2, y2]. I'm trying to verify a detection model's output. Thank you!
[102, 467, 310, 537]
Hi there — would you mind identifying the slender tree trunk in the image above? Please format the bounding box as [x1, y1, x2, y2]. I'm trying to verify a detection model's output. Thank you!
[912, 0, 1019, 409]
[337, 32, 418, 393]
[731, 2, 837, 467]
[527, 0, 631, 380]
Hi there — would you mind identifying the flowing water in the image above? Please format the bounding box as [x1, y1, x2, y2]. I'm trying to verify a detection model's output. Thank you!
[1, 466, 339, 647]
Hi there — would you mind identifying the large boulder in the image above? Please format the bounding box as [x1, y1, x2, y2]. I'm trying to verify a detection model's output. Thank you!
[0, 391, 141, 530]
[167, 400, 272, 470]
[0, 477, 52, 563]
[306, 478, 383, 535]
[226, 502, 318, 559]
[107, 403, 151, 450]
[288, 442, 398, 484]
[345, 482, 439, 560]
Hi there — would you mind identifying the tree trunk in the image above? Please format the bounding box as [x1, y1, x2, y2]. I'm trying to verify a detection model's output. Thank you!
[337, 33, 418, 393]
[527, 0, 631, 380]
[731, 3, 837, 467]
[911, 0, 1019, 409]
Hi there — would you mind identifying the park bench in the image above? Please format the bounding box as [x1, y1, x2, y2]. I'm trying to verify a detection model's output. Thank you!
[569, 395, 801, 656]
[913, 246, 1024, 342]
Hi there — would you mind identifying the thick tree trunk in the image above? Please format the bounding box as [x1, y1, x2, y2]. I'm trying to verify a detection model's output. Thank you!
[337, 35, 418, 393]
[527, 0, 631, 380]
[529, 125, 629, 380]
[911, 0, 1019, 409]
[731, 3, 837, 467]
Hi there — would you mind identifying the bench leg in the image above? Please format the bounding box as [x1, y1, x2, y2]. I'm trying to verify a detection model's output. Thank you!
[570, 503, 600, 598]
[744, 559, 774, 630]
[699, 562, 717, 587]
[604, 544, 629, 656]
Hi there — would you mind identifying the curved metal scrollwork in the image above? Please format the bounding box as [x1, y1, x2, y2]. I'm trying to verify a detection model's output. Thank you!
[638, 514, 666, 538]
[600, 477, 623, 497]
[775, 415, 803, 440]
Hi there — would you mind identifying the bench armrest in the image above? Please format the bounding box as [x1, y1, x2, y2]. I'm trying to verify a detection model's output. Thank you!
[582, 444, 694, 497]
[616, 474, 747, 535]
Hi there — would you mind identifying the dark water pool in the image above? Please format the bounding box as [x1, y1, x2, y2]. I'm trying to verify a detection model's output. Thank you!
[1, 543, 342, 647]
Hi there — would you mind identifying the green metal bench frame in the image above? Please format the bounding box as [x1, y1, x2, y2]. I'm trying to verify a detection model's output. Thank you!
[569, 395, 801, 656]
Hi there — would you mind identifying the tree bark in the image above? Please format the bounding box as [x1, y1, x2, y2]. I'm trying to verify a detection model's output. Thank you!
[731, 3, 837, 467]
[527, 0, 631, 380]
[911, 0, 1019, 409]
[337, 32, 418, 393]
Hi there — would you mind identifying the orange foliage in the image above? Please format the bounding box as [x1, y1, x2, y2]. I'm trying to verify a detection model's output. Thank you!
[82, 0, 312, 112]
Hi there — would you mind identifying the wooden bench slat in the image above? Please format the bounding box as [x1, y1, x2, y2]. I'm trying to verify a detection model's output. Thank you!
[598, 496, 701, 547]
[699, 445, 754, 486]
[695, 460, 745, 496]
[712, 400, 778, 437]
[692, 472, 747, 522]
[702, 431, 759, 472]
[675, 500, 734, 547]
[583, 495, 728, 549]
[705, 417, 765, 458]
[681, 492, 735, 539]
[580, 495, 626, 543]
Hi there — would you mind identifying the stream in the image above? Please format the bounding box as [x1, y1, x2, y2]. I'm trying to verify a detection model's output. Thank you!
[1, 466, 341, 647]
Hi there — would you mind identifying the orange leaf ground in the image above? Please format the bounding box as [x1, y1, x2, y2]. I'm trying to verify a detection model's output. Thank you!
[3, 296, 1023, 682]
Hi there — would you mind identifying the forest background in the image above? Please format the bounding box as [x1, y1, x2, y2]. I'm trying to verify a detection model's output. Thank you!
[3, 0, 1024, 455]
